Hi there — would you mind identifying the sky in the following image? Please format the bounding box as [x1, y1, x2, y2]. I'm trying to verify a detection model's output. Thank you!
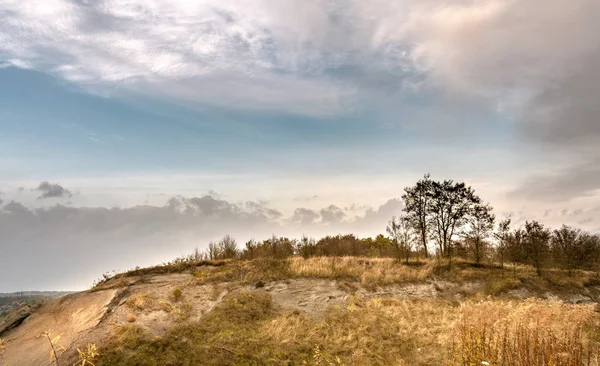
[1, 0, 600, 292]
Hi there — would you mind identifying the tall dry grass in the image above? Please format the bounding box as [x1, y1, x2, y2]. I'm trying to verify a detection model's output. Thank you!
[451, 299, 600, 366]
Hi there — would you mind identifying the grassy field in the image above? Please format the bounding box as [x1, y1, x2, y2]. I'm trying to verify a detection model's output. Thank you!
[88, 257, 600, 365]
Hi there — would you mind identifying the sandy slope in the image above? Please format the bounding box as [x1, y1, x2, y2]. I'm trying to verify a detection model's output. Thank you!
[1, 271, 597, 366]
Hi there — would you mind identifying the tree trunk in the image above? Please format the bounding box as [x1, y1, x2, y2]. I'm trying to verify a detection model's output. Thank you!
[421, 230, 428, 258]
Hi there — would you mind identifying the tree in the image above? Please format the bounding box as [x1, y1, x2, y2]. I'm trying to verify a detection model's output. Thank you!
[523, 221, 551, 276]
[427, 180, 481, 258]
[552, 226, 600, 274]
[494, 217, 512, 273]
[387, 215, 415, 264]
[463, 203, 495, 264]
[552, 225, 581, 276]
[402, 174, 433, 257]
[505, 228, 525, 276]
[577, 233, 600, 272]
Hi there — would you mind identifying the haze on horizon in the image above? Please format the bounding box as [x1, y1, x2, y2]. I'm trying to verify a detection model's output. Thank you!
[1, 0, 600, 292]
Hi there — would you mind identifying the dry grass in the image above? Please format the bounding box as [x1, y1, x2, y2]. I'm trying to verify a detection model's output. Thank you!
[96, 291, 600, 365]
[87, 256, 600, 365]
[125, 292, 159, 311]
[97, 292, 456, 365]
[190, 256, 598, 296]
[0, 338, 6, 351]
[125, 292, 172, 313]
[170, 288, 183, 302]
[193, 258, 292, 285]
[99, 253, 598, 300]
[260, 296, 457, 365]
[487, 277, 522, 296]
[288, 257, 435, 285]
[451, 299, 600, 365]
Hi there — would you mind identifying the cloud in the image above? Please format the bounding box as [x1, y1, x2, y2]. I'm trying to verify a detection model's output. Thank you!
[0, 195, 398, 291]
[0, 0, 414, 117]
[320, 205, 346, 224]
[398, 0, 600, 200]
[293, 195, 319, 203]
[508, 158, 600, 202]
[291, 208, 320, 226]
[34, 181, 72, 199]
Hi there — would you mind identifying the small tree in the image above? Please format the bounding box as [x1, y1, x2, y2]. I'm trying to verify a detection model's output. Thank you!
[463, 203, 495, 264]
[296, 236, 316, 258]
[552, 225, 581, 276]
[523, 221, 551, 276]
[552, 227, 600, 274]
[505, 227, 526, 276]
[387, 215, 415, 264]
[208, 235, 239, 260]
[494, 217, 511, 274]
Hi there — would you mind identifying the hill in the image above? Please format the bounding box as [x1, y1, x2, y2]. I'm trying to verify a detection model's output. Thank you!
[1, 256, 600, 365]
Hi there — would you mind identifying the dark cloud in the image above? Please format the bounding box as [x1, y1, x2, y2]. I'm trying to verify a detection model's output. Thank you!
[508, 159, 600, 202]
[514, 49, 600, 200]
[34, 181, 72, 199]
[522, 50, 600, 149]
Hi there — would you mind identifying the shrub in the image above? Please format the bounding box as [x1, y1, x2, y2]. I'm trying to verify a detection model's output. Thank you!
[171, 288, 183, 302]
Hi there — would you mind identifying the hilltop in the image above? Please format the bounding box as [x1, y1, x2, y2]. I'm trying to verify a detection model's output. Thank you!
[1, 256, 599, 365]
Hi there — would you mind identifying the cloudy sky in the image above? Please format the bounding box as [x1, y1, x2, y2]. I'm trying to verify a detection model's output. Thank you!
[1, 0, 600, 292]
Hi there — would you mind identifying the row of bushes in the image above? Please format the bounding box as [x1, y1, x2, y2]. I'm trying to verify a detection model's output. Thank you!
[198, 234, 419, 262]
[191, 221, 600, 276]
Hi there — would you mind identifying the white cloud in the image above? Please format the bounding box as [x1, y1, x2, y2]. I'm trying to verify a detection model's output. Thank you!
[0, 0, 445, 117]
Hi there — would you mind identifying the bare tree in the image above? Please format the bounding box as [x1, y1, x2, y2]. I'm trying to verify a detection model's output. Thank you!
[463, 203, 495, 264]
[387, 215, 415, 264]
